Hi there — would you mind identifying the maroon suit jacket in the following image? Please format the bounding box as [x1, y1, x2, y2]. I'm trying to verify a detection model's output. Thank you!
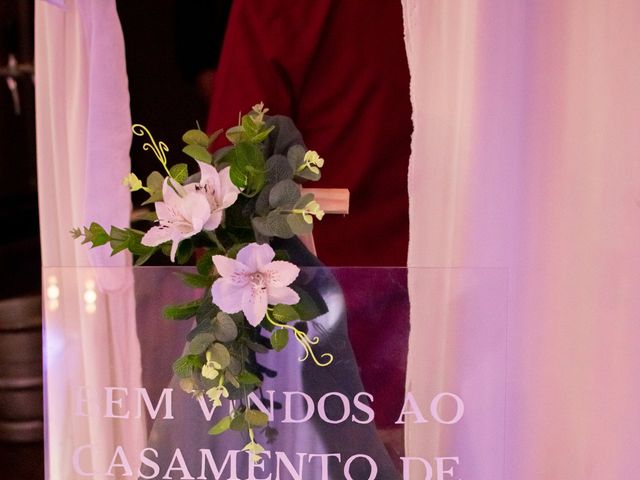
[207, 0, 412, 266]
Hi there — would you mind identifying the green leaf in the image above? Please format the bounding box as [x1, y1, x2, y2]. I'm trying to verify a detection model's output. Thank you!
[251, 217, 272, 238]
[266, 210, 295, 238]
[287, 144, 306, 170]
[244, 409, 269, 427]
[195, 292, 219, 324]
[225, 370, 240, 388]
[208, 416, 232, 435]
[81, 222, 110, 247]
[175, 239, 194, 264]
[142, 171, 164, 205]
[213, 312, 238, 342]
[182, 144, 212, 164]
[246, 341, 269, 354]
[209, 129, 223, 145]
[108, 226, 128, 255]
[189, 333, 216, 355]
[182, 129, 210, 147]
[134, 247, 157, 266]
[270, 329, 289, 352]
[286, 212, 313, 235]
[229, 164, 248, 189]
[230, 413, 249, 431]
[242, 115, 259, 138]
[172, 354, 203, 378]
[249, 126, 274, 144]
[271, 304, 299, 323]
[186, 318, 215, 342]
[146, 171, 164, 190]
[224, 142, 266, 195]
[170, 163, 189, 183]
[266, 154, 294, 184]
[269, 179, 300, 209]
[180, 272, 212, 289]
[225, 125, 245, 145]
[292, 287, 328, 321]
[209, 342, 231, 368]
[197, 253, 214, 276]
[227, 356, 242, 376]
[237, 370, 261, 386]
[226, 243, 248, 259]
[163, 300, 201, 320]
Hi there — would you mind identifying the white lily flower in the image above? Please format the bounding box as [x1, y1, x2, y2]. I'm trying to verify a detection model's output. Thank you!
[141, 163, 240, 262]
[185, 162, 240, 230]
[141, 178, 212, 261]
[211, 243, 300, 327]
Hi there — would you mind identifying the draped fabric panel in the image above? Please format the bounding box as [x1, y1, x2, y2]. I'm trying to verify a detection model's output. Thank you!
[403, 1, 640, 478]
[35, 1, 144, 478]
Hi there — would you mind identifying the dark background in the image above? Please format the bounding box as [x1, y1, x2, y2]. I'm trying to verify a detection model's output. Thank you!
[0, 1, 228, 477]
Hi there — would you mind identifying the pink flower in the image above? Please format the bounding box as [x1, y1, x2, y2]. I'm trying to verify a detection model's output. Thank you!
[141, 163, 240, 262]
[211, 243, 300, 326]
[141, 178, 212, 262]
[185, 162, 240, 230]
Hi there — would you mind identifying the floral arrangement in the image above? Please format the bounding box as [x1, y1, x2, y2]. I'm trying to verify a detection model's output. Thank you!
[72, 104, 334, 457]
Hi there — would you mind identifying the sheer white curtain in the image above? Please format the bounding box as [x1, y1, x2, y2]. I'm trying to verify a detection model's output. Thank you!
[36, 0, 145, 478]
[403, 0, 640, 478]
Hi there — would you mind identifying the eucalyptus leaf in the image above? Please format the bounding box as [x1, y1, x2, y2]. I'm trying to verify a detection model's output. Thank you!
[266, 210, 295, 238]
[186, 319, 215, 342]
[246, 341, 269, 354]
[287, 144, 306, 170]
[189, 333, 216, 355]
[142, 171, 164, 205]
[255, 186, 272, 216]
[182, 144, 212, 164]
[182, 129, 210, 147]
[213, 312, 238, 342]
[266, 154, 294, 184]
[269, 179, 300, 209]
[209, 342, 231, 369]
[146, 171, 164, 190]
[294, 193, 315, 209]
[225, 370, 240, 388]
[286, 212, 313, 235]
[227, 356, 242, 376]
[226, 125, 245, 145]
[170, 163, 189, 183]
[251, 217, 272, 238]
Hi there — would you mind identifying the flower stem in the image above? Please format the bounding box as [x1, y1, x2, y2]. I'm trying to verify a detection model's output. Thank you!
[265, 310, 334, 367]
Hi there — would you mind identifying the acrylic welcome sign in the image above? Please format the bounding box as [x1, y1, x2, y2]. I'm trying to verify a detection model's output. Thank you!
[42, 266, 507, 480]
